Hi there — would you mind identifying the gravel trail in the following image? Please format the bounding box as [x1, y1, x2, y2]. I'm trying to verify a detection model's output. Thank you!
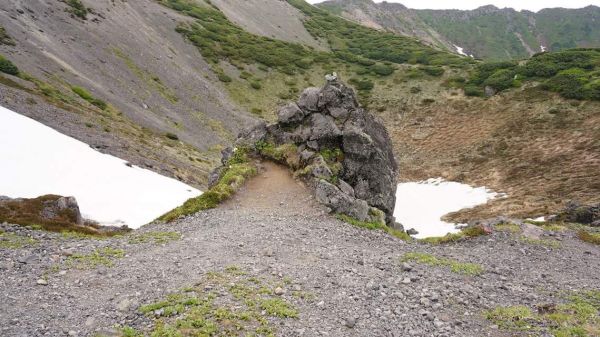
[1, 161, 599, 337]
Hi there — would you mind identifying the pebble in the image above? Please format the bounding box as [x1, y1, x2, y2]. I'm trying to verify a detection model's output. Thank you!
[344, 317, 356, 328]
[36, 279, 48, 286]
[274, 287, 284, 296]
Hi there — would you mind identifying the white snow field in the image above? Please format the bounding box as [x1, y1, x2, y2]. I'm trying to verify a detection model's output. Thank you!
[394, 178, 498, 238]
[0, 106, 201, 229]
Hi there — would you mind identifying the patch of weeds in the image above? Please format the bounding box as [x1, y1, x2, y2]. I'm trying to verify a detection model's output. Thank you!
[519, 236, 561, 248]
[128, 231, 181, 245]
[336, 214, 411, 241]
[577, 230, 600, 245]
[0, 54, 19, 76]
[401, 252, 484, 276]
[64, 0, 88, 19]
[61, 231, 109, 240]
[158, 147, 257, 222]
[66, 247, 125, 269]
[421, 225, 489, 244]
[118, 326, 143, 337]
[485, 305, 535, 329]
[136, 267, 302, 336]
[0, 26, 15, 46]
[259, 298, 298, 318]
[71, 85, 108, 110]
[0, 230, 38, 249]
[495, 223, 522, 233]
[486, 290, 600, 336]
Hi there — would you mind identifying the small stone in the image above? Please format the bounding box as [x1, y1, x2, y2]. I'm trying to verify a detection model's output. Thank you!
[117, 299, 132, 312]
[406, 228, 419, 235]
[36, 279, 48, 286]
[263, 248, 274, 257]
[274, 287, 284, 296]
[402, 278, 411, 284]
[401, 263, 412, 272]
[344, 317, 356, 328]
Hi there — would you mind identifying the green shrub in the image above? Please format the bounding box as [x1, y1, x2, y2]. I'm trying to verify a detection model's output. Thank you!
[542, 68, 589, 99]
[217, 73, 232, 83]
[71, 85, 108, 110]
[483, 68, 519, 91]
[349, 78, 374, 91]
[250, 81, 261, 90]
[0, 26, 15, 46]
[66, 0, 88, 19]
[420, 66, 445, 77]
[0, 55, 19, 75]
[371, 63, 395, 76]
[464, 85, 484, 97]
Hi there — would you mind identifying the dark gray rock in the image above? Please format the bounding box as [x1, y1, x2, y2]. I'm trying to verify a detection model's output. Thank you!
[216, 77, 399, 227]
[315, 180, 369, 221]
[277, 103, 304, 124]
[298, 87, 320, 112]
[554, 201, 599, 225]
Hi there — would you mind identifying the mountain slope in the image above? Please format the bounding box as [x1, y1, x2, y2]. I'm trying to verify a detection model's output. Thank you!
[318, 0, 600, 60]
[0, 0, 257, 187]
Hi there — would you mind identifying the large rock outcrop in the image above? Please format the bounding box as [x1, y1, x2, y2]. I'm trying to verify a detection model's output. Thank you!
[217, 76, 399, 227]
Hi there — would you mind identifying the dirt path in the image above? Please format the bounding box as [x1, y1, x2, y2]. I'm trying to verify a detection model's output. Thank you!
[1, 161, 599, 337]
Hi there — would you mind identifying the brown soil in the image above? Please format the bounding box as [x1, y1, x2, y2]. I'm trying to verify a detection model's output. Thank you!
[222, 161, 323, 217]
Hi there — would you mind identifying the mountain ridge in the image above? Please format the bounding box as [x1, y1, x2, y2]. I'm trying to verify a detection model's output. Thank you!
[317, 0, 600, 60]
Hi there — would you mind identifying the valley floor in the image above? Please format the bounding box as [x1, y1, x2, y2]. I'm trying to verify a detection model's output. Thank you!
[1, 162, 599, 337]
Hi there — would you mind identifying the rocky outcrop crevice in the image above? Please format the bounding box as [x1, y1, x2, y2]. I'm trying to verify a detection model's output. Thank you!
[215, 76, 400, 227]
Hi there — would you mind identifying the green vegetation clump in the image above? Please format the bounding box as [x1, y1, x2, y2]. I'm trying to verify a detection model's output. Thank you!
[0, 26, 15, 46]
[0, 230, 37, 249]
[137, 268, 301, 336]
[67, 247, 125, 269]
[577, 230, 600, 245]
[420, 225, 489, 244]
[486, 290, 600, 336]
[401, 252, 484, 276]
[65, 0, 88, 19]
[0, 55, 19, 76]
[336, 214, 411, 241]
[467, 49, 600, 100]
[256, 141, 300, 169]
[519, 236, 561, 248]
[128, 231, 181, 245]
[71, 85, 108, 110]
[159, 147, 257, 222]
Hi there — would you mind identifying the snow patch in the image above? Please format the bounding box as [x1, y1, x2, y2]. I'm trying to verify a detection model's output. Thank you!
[394, 178, 498, 239]
[540, 45, 547, 52]
[454, 44, 467, 56]
[0, 106, 201, 229]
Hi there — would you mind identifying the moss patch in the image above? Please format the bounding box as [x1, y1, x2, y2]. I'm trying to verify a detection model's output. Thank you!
[71, 85, 108, 110]
[420, 225, 489, 244]
[486, 290, 600, 336]
[401, 252, 484, 276]
[336, 214, 411, 241]
[158, 148, 258, 222]
[0, 230, 38, 249]
[136, 267, 302, 336]
[128, 231, 181, 245]
[66, 247, 125, 269]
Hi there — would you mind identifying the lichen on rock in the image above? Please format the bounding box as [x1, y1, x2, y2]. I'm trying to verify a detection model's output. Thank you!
[215, 76, 400, 228]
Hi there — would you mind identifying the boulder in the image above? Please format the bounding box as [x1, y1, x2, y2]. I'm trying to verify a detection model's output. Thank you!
[213, 76, 399, 227]
[554, 201, 599, 225]
[277, 103, 304, 124]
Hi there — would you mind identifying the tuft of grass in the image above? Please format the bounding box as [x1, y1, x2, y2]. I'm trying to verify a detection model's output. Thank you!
[421, 225, 489, 244]
[0, 54, 19, 76]
[67, 247, 125, 269]
[577, 230, 600, 245]
[486, 290, 600, 335]
[401, 252, 484, 276]
[158, 147, 257, 222]
[256, 141, 300, 169]
[71, 85, 108, 110]
[128, 231, 181, 245]
[485, 305, 535, 329]
[495, 223, 522, 233]
[336, 214, 411, 241]
[65, 0, 88, 19]
[0, 230, 38, 249]
[259, 298, 298, 318]
[519, 236, 561, 248]
[136, 267, 301, 336]
[0, 26, 15, 46]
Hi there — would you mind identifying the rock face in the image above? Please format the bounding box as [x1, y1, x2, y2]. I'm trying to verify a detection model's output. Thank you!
[223, 77, 399, 226]
[553, 201, 600, 227]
